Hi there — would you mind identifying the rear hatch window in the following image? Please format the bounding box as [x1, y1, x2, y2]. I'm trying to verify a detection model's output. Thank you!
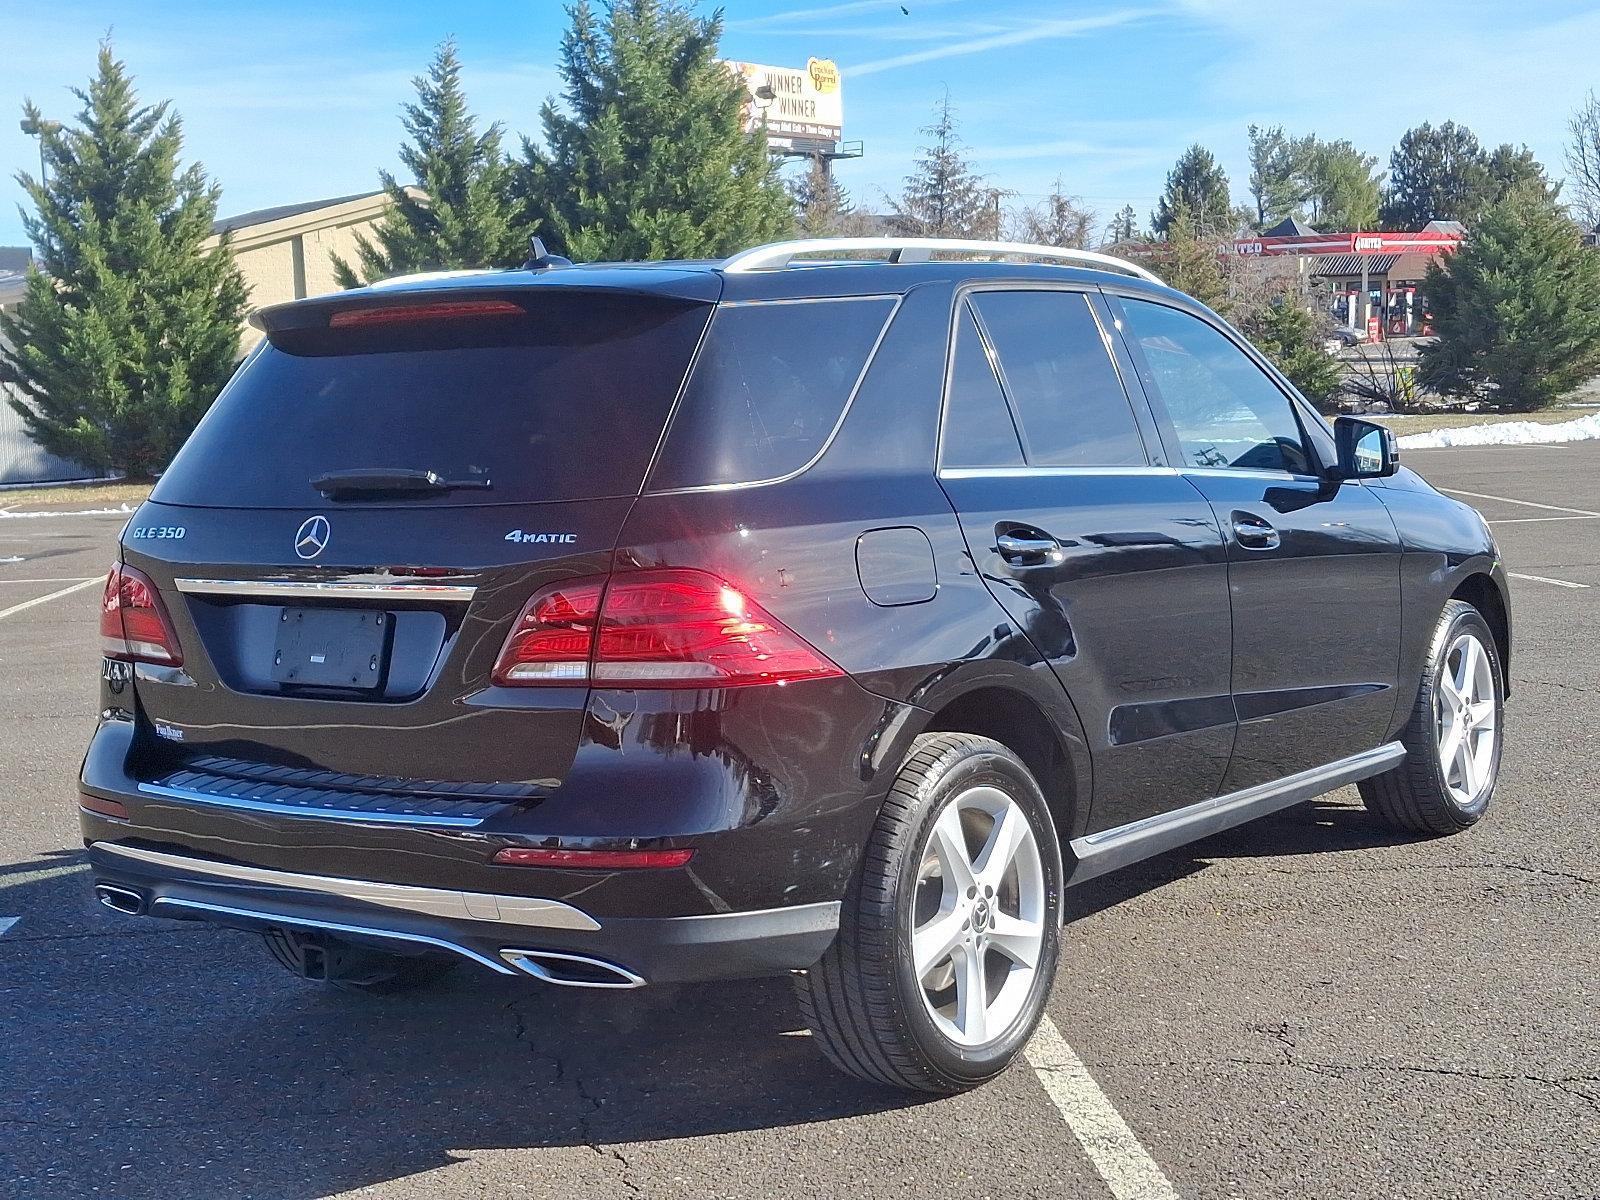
[152, 292, 713, 509]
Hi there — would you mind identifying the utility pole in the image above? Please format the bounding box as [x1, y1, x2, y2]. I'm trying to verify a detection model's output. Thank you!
[19, 115, 61, 185]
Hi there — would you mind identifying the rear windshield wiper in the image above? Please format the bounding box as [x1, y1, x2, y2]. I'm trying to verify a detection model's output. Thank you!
[311, 468, 493, 499]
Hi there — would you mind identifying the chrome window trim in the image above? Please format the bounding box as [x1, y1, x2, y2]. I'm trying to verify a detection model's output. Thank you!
[135, 780, 490, 828]
[642, 293, 905, 496]
[938, 465, 1180, 480]
[174, 578, 477, 602]
[96, 841, 603, 931]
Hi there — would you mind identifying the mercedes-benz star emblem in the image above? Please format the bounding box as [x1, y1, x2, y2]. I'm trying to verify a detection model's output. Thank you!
[294, 515, 331, 560]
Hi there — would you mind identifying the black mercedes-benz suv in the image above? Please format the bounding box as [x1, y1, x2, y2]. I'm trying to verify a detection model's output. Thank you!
[82, 237, 1510, 1093]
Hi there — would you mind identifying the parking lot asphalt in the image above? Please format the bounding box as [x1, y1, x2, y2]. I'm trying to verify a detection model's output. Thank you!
[2, 443, 1596, 1200]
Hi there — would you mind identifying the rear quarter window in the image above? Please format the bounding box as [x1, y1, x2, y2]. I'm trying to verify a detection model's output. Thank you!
[646, 296, 898, 491]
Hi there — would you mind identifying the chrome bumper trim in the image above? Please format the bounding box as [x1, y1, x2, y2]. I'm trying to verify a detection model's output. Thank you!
[136, 781, 488, 828]
[149, 897, 517, 975]
[174, 578, 476, 602]
[94, 842, 602, 931]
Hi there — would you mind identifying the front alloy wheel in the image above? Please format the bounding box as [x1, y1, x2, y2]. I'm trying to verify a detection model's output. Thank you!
[1435, 630, 1498, 808]
[1361, 598, 1504, 835]
[796, 732, 1063, 1093]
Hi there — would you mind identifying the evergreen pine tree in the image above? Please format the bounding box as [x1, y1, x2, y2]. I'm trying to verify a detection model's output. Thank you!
[334, 39, 521, 286]
[790, 155, 853, 237]
[1154, 200, 1225, 309]
[889, 92, 997, 239]
[1105, 204, 1140, 244]
[1418, 185, 1600, 411]
[1380, 121, 1490, 229]
[1243, 299, 1344, 414]
[514, 0, 792, 261]
[0, 46, 247, 478]
[1152, 144, 1233, 237]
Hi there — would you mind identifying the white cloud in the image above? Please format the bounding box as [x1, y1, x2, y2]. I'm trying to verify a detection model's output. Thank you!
[845, 9, 1159, 77]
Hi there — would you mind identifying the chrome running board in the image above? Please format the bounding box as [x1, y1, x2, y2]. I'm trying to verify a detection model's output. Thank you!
[1068, 742, 1407, 882]
[93, 842, 601, 931]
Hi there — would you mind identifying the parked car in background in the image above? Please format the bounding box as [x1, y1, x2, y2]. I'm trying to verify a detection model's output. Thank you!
[81, 238, 1511, 1094]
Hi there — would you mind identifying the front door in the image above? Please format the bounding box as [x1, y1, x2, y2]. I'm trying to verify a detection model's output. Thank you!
[937, 286, 1236, 833]
[1110, 294, 1403, 793]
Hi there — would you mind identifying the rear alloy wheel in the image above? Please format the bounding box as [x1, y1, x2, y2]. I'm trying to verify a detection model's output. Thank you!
[911, 785, 1048, 1047]
[1361, 599, 1504, 835]
[796, 733, 1062, 1093]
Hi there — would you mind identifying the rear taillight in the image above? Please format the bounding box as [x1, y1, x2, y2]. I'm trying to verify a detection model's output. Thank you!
[100, 563, 183, 666]
[328, 299, 524, 328]
[492, 569, 842, 689]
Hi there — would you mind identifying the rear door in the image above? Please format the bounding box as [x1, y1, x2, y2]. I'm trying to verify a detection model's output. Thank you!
[123, 287, 715, 790]
[936, 285, 1236, 833]
[1109, 294, 1402, 792]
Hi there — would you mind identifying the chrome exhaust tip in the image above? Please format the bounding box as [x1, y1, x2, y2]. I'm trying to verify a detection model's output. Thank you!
[500, 949, 646, 989]
[95, 883, 147, 916]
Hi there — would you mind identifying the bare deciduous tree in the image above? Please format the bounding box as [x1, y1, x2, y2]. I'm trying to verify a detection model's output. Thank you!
[1567, 90, 1600, 229]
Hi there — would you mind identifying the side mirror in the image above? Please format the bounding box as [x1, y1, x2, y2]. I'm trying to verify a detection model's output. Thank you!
[1331, 416, 1399, 481]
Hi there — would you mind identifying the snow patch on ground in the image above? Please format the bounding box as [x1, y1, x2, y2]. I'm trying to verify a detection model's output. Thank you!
[1399, 413, 1600, 449]
[0, 502, 135, 519]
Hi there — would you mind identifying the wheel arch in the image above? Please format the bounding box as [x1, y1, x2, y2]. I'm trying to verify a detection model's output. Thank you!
[1450, 570, 1511, 695]
[917, 681, 1090, 845]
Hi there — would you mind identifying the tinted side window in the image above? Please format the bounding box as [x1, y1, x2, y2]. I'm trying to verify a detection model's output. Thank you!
[941, 304, 1024, 467]
[969, 291, 1145, 468]
[1119, 299, 1311, 474]
[648, 297, 896, 490]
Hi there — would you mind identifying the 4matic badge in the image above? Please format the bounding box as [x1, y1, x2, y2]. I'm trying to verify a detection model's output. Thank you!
[503, 530, 578, 544]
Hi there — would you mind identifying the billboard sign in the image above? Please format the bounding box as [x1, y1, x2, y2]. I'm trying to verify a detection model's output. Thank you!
[727, 58, 843, 148]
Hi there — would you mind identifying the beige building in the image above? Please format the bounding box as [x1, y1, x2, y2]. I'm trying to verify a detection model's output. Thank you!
[205, 189, 415, 347]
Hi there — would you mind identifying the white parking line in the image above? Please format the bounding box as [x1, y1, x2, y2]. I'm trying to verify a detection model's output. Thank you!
[1510, 572, 1591, 589]
[0, 576, 101, 621]
[0, 576, 97, 585]
[0, 917, 19, 937]
[1439, 487, 1600, 518]
[1027, 1015, 1179, 1200]
[1489, 515, 1600, 525]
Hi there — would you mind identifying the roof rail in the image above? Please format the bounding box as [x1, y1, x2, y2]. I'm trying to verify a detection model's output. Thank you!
[721, 237, 1163, 285]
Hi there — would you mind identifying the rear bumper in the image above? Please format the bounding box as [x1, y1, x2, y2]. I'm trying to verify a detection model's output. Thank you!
[86, 840, 840, 985]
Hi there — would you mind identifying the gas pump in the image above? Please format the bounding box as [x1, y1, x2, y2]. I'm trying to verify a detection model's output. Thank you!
[1386, 286, 1415, 336]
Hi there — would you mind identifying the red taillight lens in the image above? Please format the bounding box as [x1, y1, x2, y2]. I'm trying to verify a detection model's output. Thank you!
[491, 569, 842, 689]
[491, 580, 605, 685]
[492, 847, 694, 869]
[100, 564, 183, 666]
[328, 300, 524, 328]
[79, 792, 130, 820]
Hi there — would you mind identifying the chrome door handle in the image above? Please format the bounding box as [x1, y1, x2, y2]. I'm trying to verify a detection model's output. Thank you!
[1230, 512, 1280, 550]
[996, 532, 1061, 564]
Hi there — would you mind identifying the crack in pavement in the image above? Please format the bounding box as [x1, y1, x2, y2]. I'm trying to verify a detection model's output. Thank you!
[503, 995, 641, 1194]
[1088, 1053, 1600, 1116]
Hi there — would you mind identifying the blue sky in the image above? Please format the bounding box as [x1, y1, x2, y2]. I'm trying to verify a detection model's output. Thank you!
[2, 0, 1597, 246]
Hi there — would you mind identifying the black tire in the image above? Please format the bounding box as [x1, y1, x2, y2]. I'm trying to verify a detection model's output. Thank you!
[1360, 599, 1504, 835]
[795, 732, 1063, 1093]
[261, 928, 458, 994]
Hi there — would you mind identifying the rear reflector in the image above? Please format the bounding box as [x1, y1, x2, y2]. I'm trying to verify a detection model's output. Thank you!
[80, 793, 130, 820]
[492, 569, 842, 689]
[492, 847, 694, 869]
[328, 300, 524, 328]
[100, 563, 183, 666]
